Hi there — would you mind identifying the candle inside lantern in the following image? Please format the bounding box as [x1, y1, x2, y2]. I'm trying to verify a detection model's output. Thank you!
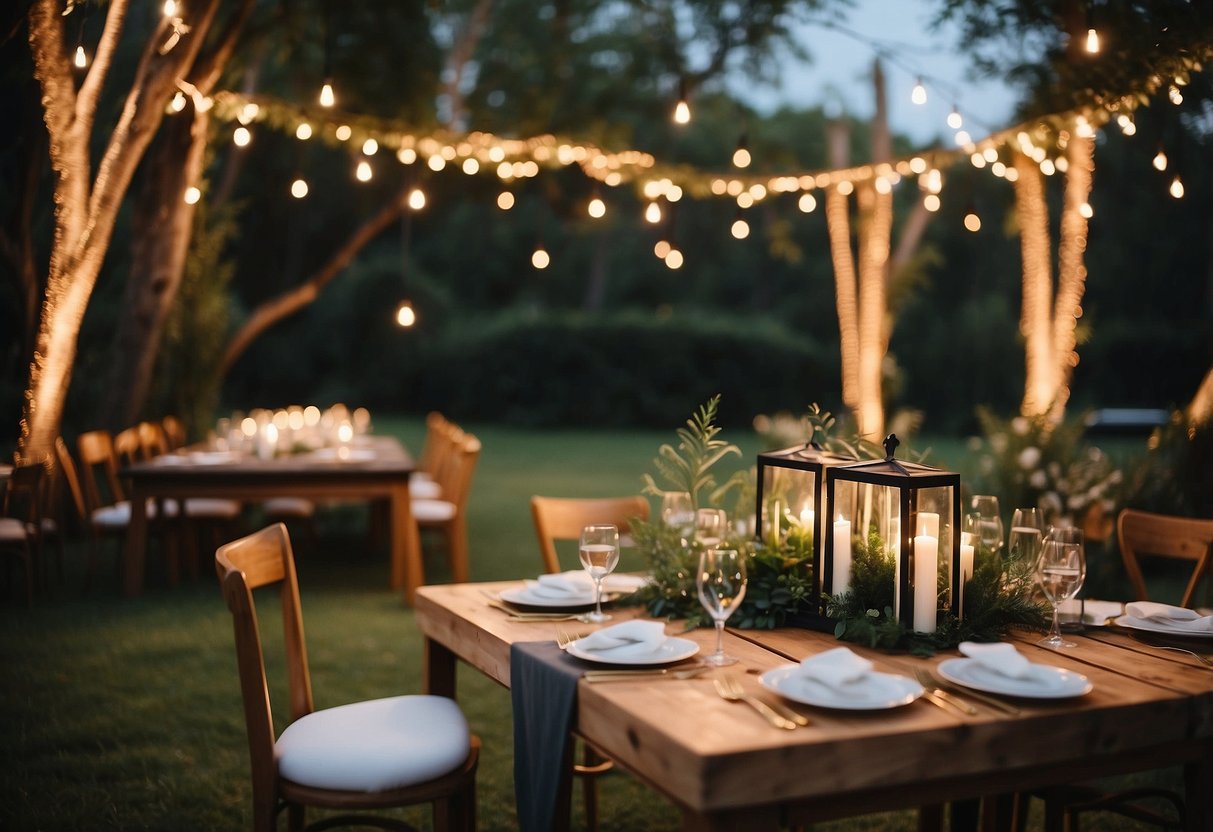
[916, 511, 939, 539]
[799, 505, 814, 530]
[257, 422, 279, 460]
[832, 516, 852, 595]
[959, 535, 975, 619]
[913, 533, 939, 632]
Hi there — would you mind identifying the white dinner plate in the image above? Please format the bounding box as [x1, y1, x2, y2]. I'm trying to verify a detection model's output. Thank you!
[1113, 614, 1213, 640]
[498, 586, 600, 608]
[759, 666, 924, 711]
[936, 657, 1092, 699]
[310, 447, 377, 462]
[187, 450, 238, 465]
[565, 636, 699, 666]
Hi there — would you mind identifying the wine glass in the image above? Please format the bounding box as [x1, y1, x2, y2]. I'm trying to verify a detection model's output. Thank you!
[970, 495, 1004, 556]
[1036, 526, 1086, 648]
[694, 508, 728, 548]
[579, 524, 620, 623]
[697, 548, 748, 666]
[660, 491, 694, 536]
[1008, 507, 1043, 564]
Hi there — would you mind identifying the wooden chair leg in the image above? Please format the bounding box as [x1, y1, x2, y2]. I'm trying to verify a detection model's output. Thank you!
[447, 520, 469, 583]
[918, 804, 944, 832]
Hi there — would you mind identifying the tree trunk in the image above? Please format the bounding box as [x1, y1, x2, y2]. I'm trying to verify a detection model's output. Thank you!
[103, 106, 210, 429]
[825, 119, 859, 413]
[1015, 152, 1056, 419]
[1050, 133, 1094, 421]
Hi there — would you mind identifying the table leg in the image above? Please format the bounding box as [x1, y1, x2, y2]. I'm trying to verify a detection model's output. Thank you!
[390, 481, 423, 602]
[124, 485, 149, 597]
[1186, 754, 1212, 832]
[424, 637, 457, 698]
[680, 805, 780, 831]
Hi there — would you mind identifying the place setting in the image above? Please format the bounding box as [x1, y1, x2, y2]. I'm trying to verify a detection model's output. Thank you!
[759, 646, 926, 712]
[935, 641, 1093, 700]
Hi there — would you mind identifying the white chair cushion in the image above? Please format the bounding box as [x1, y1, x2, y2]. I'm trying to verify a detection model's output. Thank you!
[411, 499, 456, 523]
[275, 695, 470, 792]
[409, 479, 443, 500]
[0, 517, 27, 543]
[412, 472, 434, 485]
[262, 497, 316, 517]
[92, 499, 179, 528]
[184, 497, 242, 519]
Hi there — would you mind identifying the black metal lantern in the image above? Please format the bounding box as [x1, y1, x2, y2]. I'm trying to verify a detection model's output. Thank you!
[755, 439, 854, 612]
[823, 435, 962, 632]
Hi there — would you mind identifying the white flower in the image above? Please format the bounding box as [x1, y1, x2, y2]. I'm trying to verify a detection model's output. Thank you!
[1030, 470, 1048, 489]
[1011, 417, 1030, 435]
[990, 433, 1008, 454]
[1018, 446, 1041, 469]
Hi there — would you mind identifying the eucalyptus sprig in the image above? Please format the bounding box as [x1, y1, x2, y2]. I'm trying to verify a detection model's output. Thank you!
[642, 394, 743, 510]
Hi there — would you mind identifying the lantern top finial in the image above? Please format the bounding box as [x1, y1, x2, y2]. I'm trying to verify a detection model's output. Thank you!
[883, 433, 900, 461]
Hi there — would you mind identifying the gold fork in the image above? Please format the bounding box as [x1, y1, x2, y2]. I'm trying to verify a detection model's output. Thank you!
[714, 676, 797, 730]
[915, 670, 1019, 715]
[556, 629, 590, 650]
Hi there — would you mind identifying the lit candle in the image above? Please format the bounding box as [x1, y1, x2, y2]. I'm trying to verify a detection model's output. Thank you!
[257, 423, 279, 460]
[959, 537, 975, 619]
[913, 533, 939, 633]
[916, 511, 939, 539]
[832, 516, 852, 595]
[799, 505, 814, 530]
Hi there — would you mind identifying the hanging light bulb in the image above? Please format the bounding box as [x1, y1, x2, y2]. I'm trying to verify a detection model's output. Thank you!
[923, 193, 940, 212]
[673, 78, 691, 124]
[407, 187, 426, 210]
[74, 45, 87, 68]
[319, 80, 335, 108]
[295, 122, 313, 140]
[665, 248, 684, 269]
[587, 194, 606, 219]
[362, 138, 378, 155]
[1078, 202, 1093, 219]
[497, 191, 515, 210]
[798, 192, 817, 213]
[1085, 28, 1100, 54]
[355, 160, 372, 182]
[1153, 148, 1168, 171]
[947, 106, 962, 129]
[183, 186, 201, 205]
[163, 0, 178, 16]
[1169, 176, 1185, 199]
[1169, 85, 1183, 105]
[532, 245, 550, 269]
[645, 201, 662, 223]
[911, 78, 927, 105]
[169, 91, 186, 112]
[395, 301, 416, 328]
[732, 134, 751, 169]
[731, 214, 750, 239]
[653, 239, 671, 259]
[232, 126, 251, 147]
[963, 207, 981, 232]
[290, 178, 309, 198]
[334, 124, 351, 141]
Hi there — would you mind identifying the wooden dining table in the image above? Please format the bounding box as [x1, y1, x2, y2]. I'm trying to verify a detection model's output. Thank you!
[122, 436, 423, 599]
[415, 581, 1213, 831]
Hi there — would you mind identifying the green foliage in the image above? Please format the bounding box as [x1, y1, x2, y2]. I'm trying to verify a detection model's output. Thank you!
[641, 394, 741, 509]
[1125, 416, 1213, 518]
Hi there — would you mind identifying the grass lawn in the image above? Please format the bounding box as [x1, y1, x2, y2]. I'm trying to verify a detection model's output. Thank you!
[0, 416, 1172, 830]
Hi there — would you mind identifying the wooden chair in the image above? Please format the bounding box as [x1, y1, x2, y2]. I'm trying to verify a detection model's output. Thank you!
[215, 523, 479, 832]
[1118, 508, 1213, 609]
[528, 494, 651, 832]
[408, 412, 453, 500]
[530, 495, 650, 575]
[412, 431, 481, 584]
[0, 459, 46, 605]
[161, 415, 186, 450]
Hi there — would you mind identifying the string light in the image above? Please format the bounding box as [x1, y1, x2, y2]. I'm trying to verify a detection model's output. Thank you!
[183, 186, 201, 204]
[1085, 28, 1100, 54]
[291, 178, 309, 198]
[963, 207, 981, 232]
[395, 301, 416, 328]
[731, 214, 750, 239]
[295, 122, 312, 140]
[407, 187, 426, 210]
[362, 138, 378, 155]
[497, 191, 514, 210]
[798, 192, 817, 213]
[1168, 85, 1183, 105]
[531, 245, 550, 269]
[233, 126, 251, 147]
[947, 106, 962, 130]
[923, 193, 940, 212]
[334, 124, 351, 141]
[1153, 148, 1168, 171]
[732, 135, 751, 169]
[911, 78, 927, 105]
[653, 240, 671, 259]
[1169, 176, 1185, 199]
[74, 45, 87, 68]
[170, 91, 187, 112]
[673, 78, 691, 125]
[319, 80, 336, 108]
[1078, 201, 1093, 219]
[587, 193, 606, 219]
[427, 155, 446, 172]
[664, 248, 684, 269]
[355, 160, 372, 181]
[644, 201, 662, 223]
[163, 0, 178, 16]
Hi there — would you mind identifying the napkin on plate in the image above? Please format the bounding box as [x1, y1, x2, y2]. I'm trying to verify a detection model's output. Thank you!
[1125, 601, 1213, 632]
[958, 641, 1033, 679]
[572, 620, 667, 658]
[791, 646, 873, 689]
[528, 571, 648, 600]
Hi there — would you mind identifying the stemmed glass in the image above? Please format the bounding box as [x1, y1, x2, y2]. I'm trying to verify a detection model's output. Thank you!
[970, 495, 1004, 556]
[696, 548, 747, 666]
[660, 492, 694, 530]
[1036, 526, 1086, 648]
[694, 508, 728, 548]
[579, 524, 620, 623]
[1008, 507, 1044, 564]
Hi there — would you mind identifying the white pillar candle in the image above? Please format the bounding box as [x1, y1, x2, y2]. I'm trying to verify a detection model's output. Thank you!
[800, 506, 814, 529]
[913, 534, 939, 633]
[959, 540, 975, 619]
[916, 511, 939, 539]
[832, 517, 852, 595]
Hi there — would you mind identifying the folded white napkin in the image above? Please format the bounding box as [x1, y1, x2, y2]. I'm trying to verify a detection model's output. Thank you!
[573, 620, 668, 658]
[791, 647, 873, 689]
[527, 571, 648, 600]
[959, 641, 1033, 679]
[1125, 601, 1213, 632]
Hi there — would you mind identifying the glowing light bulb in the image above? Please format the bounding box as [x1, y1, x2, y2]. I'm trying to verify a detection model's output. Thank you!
[462, 158, 479, 175]
[183, 186, 201, 204]
[947, 107, 962, 129]
[497, 191, 514, 210]
[673, 99, 691, 124]
[954, 130, 972, 146]
[1078, 202, 1093, 219]
[731, 217, 750, 239]
[233, 126, 251, 147]
[362, 138, 378, 155]
[355, 160, 372, 182]
[1170, 176, 1185, 199]
[335, 124, 351, 141]
[798, 193, 817, 213]
[911, 78, 927, 105]
[653, 240, 671, 259]
[398, 147, 417, 164]
[74, 46, 87, 68]
[532, 247, 550, 269]
[732, 147, 751, 168]
[295, 122, 312, 140]
[407, 188, 426, 210]
[427, 155, 446, 172]
[170, 91, 186, 112]
[588, 196, 606, 218]
[319, 81, 335, 108]
[290, 178, 308, 198]
[163, 0, 178, 16]
[645, 202, 662, 223]
[1085, 28, 1100, 54]
[923, 194, 940, 212]
[963, 211, 981, 232]
[1169, 85, 1183, 105]
[395, 302, 416, 328]
[1153, 149, 1168, 171]
[665, 249, 683, 269]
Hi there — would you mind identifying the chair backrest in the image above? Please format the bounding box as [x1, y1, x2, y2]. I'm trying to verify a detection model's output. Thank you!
[417, 412, 451, 477]
[137, 421, 170, 458]
[438, 433, 481, 516]
[55, 437, 88, 524]
[162, 415, 186, 450]
[530, 495, 651, 574]
[77, 430, 124, 509]
[3, 460, 46, 536]
[215, 524, 314, 817]
[1118, 508, 1213, 608]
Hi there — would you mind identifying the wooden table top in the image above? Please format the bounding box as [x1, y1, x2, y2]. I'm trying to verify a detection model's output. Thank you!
[416, 580, 1213, 830]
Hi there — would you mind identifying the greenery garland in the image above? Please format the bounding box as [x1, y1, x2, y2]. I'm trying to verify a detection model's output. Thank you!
[632, 398, 1051, 651]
